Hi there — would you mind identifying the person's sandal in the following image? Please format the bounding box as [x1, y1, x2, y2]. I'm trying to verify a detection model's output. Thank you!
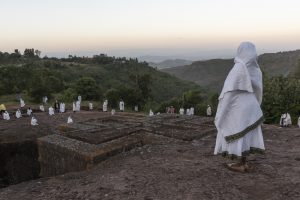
[225, 163, 247, 173]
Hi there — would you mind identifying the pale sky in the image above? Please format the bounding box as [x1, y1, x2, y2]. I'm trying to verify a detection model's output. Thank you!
[1, 0, 300, 60]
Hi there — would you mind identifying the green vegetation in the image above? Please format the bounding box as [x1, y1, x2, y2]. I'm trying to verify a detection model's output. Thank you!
[0, 49, 201, 111]
[262, 64, 300, 124]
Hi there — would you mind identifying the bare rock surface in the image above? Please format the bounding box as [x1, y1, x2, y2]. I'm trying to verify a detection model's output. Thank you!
[0, 112, 300, 200]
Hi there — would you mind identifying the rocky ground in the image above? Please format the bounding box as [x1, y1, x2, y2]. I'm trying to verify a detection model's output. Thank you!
[0, 111, 300, 200]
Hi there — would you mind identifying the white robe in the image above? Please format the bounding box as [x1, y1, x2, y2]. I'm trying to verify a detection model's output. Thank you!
[40, 105, 45, 112]
[149, 109, 154, 116]
[43, 96, 48, 104]
[179, 108, 184, 115]
[298, 116, 300, 128]
[186, 109, 190, 115]
[67, 116, 73, 124]
[111, 109, 116, 115]
[60, 103, 65, 113]
[76, 101, 80, 112]
[190, 107, 194, 116]
[134, 106, 138, 112]
[280, 113, 292, 126]
[214, 42, 265, 158]
[207, 106, 212, 116]
[73, 103, 76, 112]
[89, 103, 93, 110]
[49, 107, 55, 116]
[16, 110, 22, 118]
[119, 101, 125, 111]
[3, 112, 10, 120]
[27, 109, 32, 116]
[20, 99, 25, 107]
[31, 117, 38, 126]
[103, 100, 108, 112]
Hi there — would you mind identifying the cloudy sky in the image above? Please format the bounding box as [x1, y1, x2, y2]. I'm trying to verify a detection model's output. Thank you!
[1, 0, 300, 60]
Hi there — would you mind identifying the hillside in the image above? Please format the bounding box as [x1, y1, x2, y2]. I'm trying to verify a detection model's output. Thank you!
[162, 50, 300, 91]
[0, 53, 201, 106]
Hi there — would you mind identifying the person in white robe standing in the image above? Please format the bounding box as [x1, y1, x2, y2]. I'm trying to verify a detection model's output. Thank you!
[214, 42, 265, 172]
[179, 108, 184, 115]
[20, 98, 25, 108]
[285, 113, 292, 126]
[16, 109, 22, 118]
[31, 116, 38, 126]
[43, 96, 48, 104]
[103, 100, 108, 112]
[134, 105, 139, 112]
[89, 102, 93, 110]
[49, 106, 55, 116]
[3, 111, 10, 120]
[119, 100, 125, 112]
[72, 102, 76, 112]
[76, 100, 80, 112]
[60, 102, 65, 113]
[207, 105, 212, 116]
[186, 109, 190, 116]
[27, 108, 32, 116]
[190, 107, 195, 116]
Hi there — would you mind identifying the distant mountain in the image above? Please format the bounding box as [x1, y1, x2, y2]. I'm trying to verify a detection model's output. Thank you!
[162, 50, 300, 92]
[148, 59, 193, 69]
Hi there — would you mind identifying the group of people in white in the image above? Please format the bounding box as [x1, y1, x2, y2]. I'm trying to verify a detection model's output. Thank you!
[0, 96, 140, 126]
[1, 86, 300, 133]
[179, 107, 195, 116]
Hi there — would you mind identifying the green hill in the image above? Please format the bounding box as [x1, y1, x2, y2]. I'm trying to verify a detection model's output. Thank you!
[0, 52, 201, 108]
[162, 50, 300, 91]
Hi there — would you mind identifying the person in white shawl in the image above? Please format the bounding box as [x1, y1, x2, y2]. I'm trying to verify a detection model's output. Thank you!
[16, 109, 22, 118]
[103, 100, 108, 112]
[76, 100, 80, 112]
[280, 113, 292, 127]
[214, 42, 265, 172]
[179, 108, 184, 115]
[72, 102, 76, 112]
[89, 102, 93, 110]
[20, 98, 25, 108]
[49, 106, 55, 116]
[190, 107, 194, 116]
[149, 109, 154, 116]
[39, 105, 45, 112]
[3, 111, 10, 120]
[27, 108, 32, 116]
[207, 105, 212, 116]
[67, 116, 73, 124]
[60, 102, 65, 113]
[119, 100, 125, 112]
[31, 116, 38, 126]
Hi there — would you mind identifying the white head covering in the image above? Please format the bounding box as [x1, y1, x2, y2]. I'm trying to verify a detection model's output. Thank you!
[219, 42, 262, 104]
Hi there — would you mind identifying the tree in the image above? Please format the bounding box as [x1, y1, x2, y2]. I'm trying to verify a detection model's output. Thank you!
[75, 77, 100, 100]
[34, 49, 41, 57]
[23, 48, 35, 57]
[105, 88, 120, 108]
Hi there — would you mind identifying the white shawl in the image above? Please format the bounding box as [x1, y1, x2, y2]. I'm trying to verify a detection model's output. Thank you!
[215, 42, 264, 143]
